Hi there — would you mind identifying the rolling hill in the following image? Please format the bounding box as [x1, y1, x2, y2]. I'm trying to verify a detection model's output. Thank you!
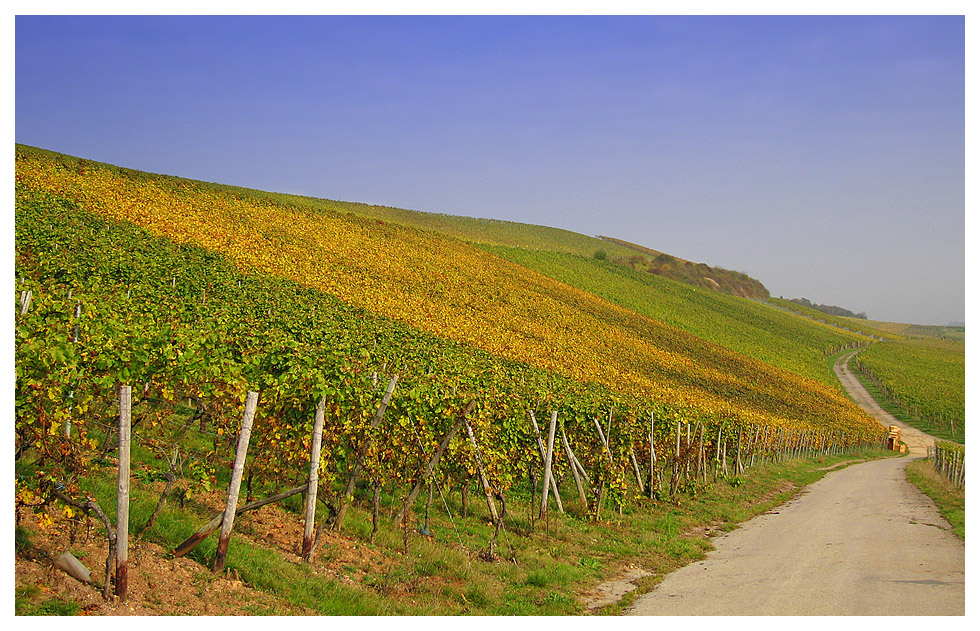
[16, 143, 898, 616]
[16, 144, 878, 436]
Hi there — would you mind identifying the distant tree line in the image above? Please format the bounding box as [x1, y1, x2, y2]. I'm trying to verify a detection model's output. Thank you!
[790, 298, 867, 320]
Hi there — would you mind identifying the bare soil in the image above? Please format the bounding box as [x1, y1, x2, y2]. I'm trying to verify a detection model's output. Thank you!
[13, 484, 399, 616]
[15, 500, 309, 615]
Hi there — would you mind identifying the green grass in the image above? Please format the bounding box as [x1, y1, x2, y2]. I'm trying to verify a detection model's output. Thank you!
[905, 459, 965, 540]
[15, 585, 82, 616]
[18, 446, 897, 615]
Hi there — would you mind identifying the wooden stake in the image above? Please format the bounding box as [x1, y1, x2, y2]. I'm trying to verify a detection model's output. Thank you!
[721, 437, 729, 476]
[560, 428, 591, 488]
[593, 418, 618, 514]
[695, 423, 705, 483]
[539, 411, 558, 518]
[714, 427, 722, 481]
[19, 290, 32, 316]
[629, 446, 645, 494]
[213, 391, 258, 572]
[529, 411, 564, 514]
[593, 418, 615, 465]
[302, 396, 326, 561]
[174, 484, 306, 558]
[464, 418, 499, 523]
[649, 412, 659, 498]
[116, 385, 132, 601]
[735, 426, 744, 475]
[560, 426, 589, 507]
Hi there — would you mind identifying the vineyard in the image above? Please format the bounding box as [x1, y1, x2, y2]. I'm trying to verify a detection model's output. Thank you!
[156, 173, 762, 299]
[480, 245, 867, 387]
[846, 317, 966, 342]
[15, 145, 881, 431]
[930, 442, 965, 489]
[15, 145, 890, 612]
[769, 298, 905, 341]
[852, 339, 965, 442]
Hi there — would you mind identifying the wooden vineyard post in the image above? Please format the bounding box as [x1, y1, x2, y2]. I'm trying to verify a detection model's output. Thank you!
[721, 436, 729, 476]
[714, 427, 722, 481]
[592, 418, 619, 514]
[594, 418, 615, 466]
[649, 412, 659, 498]
[213, 391, 258, 573]
[464, 418, 499, 523]
[539, 411, 558, 518]
[560, 426, 589, 507]
[530, 411, 564, 514]
[18, 289, 32, 317]
[64, 302, 83, 439]
[566, 438, 591, 487]
[684, 423, 691, 482]
[735, 426, 743, 475]
[334, 374, 398, 533]
[116, 385, 132, 601]
[174, 485, 307, 558]
[669, 420, 682, 494]
[302, 396, 326, 561]
[629, 446, 645, 494]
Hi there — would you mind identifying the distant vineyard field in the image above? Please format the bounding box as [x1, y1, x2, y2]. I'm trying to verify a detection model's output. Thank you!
[479, 246, 865, 387]
[846, 317, 966, 342]
[855, 338, 965, 440]
[770, 298, 904, 340]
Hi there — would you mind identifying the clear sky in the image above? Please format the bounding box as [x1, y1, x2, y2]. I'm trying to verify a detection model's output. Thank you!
[15, 14, 966, 325]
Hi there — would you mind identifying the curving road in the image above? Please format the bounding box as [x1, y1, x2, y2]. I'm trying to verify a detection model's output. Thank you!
[627, 351, 964, 616]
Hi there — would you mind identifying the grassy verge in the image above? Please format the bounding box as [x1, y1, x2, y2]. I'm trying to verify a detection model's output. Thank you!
[16, 447, 897, 616]
[905, 459, 965, 540]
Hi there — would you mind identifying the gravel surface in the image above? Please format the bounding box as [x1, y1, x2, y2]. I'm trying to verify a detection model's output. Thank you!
[627, 351, 965, 615]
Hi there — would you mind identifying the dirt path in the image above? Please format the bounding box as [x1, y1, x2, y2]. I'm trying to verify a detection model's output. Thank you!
[832, 350, 935, 456]
[627, 350, 964, 615]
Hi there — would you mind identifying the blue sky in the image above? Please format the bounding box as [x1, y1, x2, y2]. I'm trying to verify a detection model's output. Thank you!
[15, 14, 966, 324]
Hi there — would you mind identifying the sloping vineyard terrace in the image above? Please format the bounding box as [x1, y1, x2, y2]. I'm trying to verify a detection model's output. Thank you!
[16, 146, 880, 437]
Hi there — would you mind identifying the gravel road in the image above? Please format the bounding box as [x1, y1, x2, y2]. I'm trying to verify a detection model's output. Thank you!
[627, 351, 964, 616]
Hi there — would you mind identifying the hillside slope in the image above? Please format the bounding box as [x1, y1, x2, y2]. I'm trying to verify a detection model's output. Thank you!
[123, 162, 769, 299]
[479, 246, 866, 387]
[16, 144, 876, 435]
